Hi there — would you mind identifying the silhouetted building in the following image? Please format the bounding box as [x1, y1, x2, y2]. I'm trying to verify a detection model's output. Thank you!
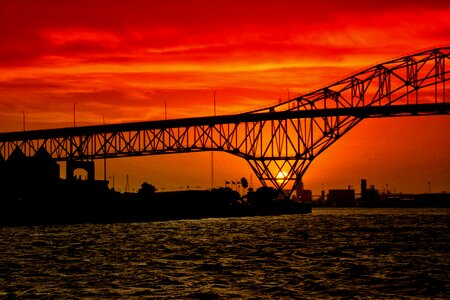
[328, 189, 355, 207]
[0, 147, 60, 199]
[294, 180, 312, 202]
[361, 179, 367, 200]
[297, 189, 312, 202]
[312, 190, 327, 206]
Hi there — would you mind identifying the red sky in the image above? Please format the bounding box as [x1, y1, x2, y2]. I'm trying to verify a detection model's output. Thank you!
[0, 0, 449, 193]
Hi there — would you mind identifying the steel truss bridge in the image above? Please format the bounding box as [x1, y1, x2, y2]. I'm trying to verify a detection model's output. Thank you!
[0, 47, 449, 197]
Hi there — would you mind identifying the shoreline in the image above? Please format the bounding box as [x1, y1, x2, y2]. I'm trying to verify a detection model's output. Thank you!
[0, 190, 312, 226]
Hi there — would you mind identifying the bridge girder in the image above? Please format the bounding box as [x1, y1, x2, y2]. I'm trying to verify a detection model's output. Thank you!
[0, 47, 449, 197]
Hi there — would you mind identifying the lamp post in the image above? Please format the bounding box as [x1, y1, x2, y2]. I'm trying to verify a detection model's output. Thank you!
[213, 90, 216, 116]
[164, 99, 167, 120]
[103, 116, 107, 181]
[211, 91, 216, 190]
[73, 102, 76, 127]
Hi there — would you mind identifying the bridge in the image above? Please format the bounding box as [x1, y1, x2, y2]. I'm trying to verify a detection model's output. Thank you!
[0, 47, 449, 197]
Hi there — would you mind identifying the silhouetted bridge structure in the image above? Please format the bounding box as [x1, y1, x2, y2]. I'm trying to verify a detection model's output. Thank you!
[0, 47, 449, 197]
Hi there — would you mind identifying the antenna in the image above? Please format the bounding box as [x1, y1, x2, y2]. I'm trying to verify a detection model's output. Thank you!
[103, 116, 106, 181]
[211, 90, 216, 189]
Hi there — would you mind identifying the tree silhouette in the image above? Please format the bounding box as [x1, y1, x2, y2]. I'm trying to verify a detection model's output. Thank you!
[138, 182, 157, 200]
[240, 177, 248, 189]
[247, 186, 278, 207]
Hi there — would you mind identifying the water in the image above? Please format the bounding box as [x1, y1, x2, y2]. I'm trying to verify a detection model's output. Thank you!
[0, 208, 449, 299]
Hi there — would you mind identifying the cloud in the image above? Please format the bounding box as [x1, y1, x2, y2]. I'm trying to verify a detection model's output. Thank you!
[0, 0, 449, 125]
[1, 0, 449, 68]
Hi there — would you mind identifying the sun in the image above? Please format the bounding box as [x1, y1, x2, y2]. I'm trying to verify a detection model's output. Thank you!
[276, 170, 288, 186]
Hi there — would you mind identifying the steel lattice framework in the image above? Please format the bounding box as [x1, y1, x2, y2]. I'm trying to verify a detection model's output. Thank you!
[0, 47, 449, 197]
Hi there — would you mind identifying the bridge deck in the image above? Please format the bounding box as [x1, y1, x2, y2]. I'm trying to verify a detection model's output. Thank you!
[0, 103, 448, 142]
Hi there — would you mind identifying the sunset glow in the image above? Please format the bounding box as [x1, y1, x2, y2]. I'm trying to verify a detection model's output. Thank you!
[1, 0, 449, 193]
[276, 171, 289, 186]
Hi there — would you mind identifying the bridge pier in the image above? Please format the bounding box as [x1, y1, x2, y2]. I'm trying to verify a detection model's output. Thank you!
[66, 160, 95, 181]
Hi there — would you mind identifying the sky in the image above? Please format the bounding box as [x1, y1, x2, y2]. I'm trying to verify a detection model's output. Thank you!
[0, 0, 449, 194]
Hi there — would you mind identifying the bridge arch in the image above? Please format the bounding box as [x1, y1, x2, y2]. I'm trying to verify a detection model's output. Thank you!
[0, 47, 449, 197]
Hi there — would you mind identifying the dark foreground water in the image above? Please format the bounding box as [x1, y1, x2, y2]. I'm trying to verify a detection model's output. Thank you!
[0, 208, 449, 299]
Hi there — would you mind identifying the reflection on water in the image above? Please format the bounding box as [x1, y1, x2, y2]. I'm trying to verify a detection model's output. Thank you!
[0, 208, 449, 298]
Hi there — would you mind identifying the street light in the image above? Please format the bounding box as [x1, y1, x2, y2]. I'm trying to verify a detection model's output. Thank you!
[213, 90, 216, 116]
[211, 90, 216, 190]
[103, 116, 106, 181]
[73, 102, 76, 127]
[164, 99, 167, 120]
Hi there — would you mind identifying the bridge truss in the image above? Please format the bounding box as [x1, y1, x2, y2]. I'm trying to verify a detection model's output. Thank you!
[0, 47, 449, 197]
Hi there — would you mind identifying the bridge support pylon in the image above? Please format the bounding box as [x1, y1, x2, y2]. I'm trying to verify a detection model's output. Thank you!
[247, 158, 306, 199]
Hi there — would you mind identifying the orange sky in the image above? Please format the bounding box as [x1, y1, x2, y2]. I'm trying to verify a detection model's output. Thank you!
[0, 0, 449, 194]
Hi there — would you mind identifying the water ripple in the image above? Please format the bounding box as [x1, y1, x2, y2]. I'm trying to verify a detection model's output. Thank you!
[0, 208, 449, 298]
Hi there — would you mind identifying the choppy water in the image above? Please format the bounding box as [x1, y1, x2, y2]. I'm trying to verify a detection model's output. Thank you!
[0, 208, 449, 299]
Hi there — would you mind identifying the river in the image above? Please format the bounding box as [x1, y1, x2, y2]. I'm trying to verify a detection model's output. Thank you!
[0, 208, 449, 299]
